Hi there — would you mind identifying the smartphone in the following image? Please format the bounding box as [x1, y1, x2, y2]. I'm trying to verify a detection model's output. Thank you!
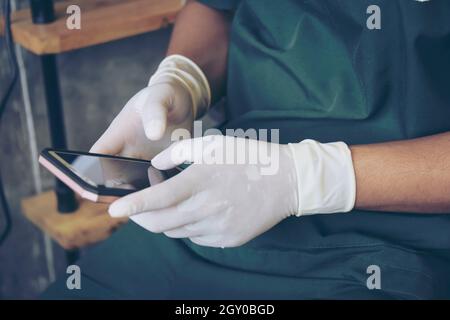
[39, 148, 177, 203]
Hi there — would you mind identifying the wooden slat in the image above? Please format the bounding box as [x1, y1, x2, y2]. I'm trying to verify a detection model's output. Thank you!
[1, 0, 183, 55]
[21, 191, 128, 249]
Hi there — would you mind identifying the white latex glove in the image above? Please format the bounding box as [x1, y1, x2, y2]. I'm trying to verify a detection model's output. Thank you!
[90, 55, 211, 158]
[108, 135, 356, 248]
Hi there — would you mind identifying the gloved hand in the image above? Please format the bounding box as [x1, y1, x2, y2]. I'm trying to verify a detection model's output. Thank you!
[90, 55, 211, 159]
[108, 135, 356, 248]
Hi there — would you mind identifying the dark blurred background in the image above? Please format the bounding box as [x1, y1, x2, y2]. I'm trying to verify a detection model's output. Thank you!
[0, 0, 171, 298]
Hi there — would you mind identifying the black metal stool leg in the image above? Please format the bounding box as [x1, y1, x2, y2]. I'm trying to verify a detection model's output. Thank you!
[40, 54, 79, 214]
[30, 0, 79, 265]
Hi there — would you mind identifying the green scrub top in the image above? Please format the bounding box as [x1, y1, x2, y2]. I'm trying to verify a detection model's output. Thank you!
[190, 0, 450, 297]
[43, 0, 450, 299]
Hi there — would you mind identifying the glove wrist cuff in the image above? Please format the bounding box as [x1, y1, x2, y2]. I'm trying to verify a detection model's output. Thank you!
[288, 139, 356, 216]
[148, 54, 211, 119]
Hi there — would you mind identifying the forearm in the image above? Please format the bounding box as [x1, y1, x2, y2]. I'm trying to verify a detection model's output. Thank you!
[167, 0, 231, 103]
[352, 131, 450, 213]
[167, 4, 450, 215]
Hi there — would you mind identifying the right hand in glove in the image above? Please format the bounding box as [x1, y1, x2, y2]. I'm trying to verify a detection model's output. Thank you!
[90, 55, 211, 159]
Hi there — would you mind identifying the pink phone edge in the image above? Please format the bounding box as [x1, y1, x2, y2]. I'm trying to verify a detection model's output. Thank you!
[38, 155, 119, 204]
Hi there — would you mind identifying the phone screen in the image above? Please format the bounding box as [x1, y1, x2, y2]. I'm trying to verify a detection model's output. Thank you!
[49, 151, 156, 191]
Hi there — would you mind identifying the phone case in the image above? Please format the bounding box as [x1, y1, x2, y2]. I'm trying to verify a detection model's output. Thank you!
[39, 148, 154, 203]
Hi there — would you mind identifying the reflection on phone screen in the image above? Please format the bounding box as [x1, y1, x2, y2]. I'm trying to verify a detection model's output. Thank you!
[52, 151, 152, 191]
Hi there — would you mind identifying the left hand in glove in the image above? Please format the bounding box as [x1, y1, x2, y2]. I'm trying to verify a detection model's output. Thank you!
[108, 135, 356, 248]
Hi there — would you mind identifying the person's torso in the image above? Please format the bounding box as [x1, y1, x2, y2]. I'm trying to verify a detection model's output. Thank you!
[184, 0, 450, 298]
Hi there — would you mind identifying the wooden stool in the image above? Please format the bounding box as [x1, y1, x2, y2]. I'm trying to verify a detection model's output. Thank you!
[4, 0, 184, 251]
[21, 191, 128, 249]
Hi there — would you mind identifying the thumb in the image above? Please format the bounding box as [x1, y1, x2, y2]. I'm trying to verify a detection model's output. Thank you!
[151, 136, 220, 170]
[131, 87, 169, 141]
[139, 102, 168, 141]
[151, 139, 195, 170]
